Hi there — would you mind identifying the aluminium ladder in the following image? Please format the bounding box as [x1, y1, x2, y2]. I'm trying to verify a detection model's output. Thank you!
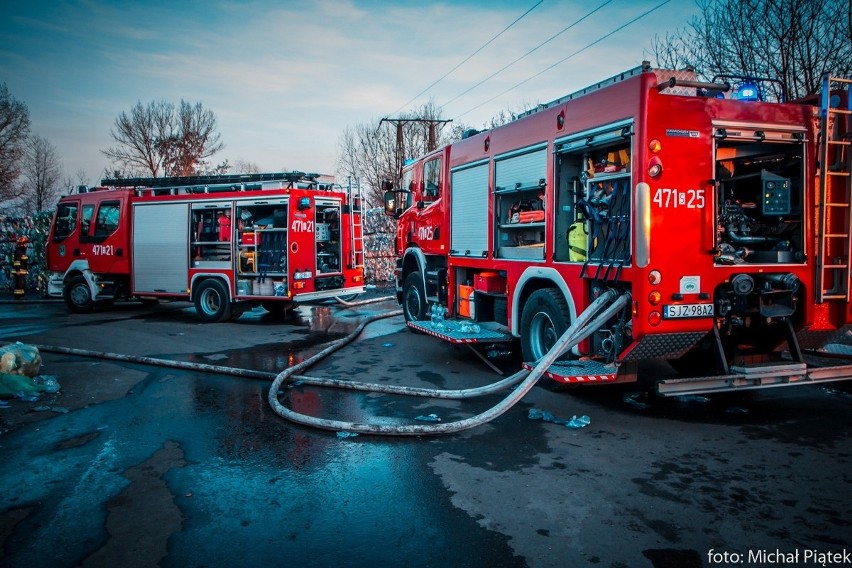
[816, 74, 852, 301]
[346, 177, 365, 270]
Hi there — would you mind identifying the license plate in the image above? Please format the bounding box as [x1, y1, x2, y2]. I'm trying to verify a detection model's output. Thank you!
[663, 303, 714, 319]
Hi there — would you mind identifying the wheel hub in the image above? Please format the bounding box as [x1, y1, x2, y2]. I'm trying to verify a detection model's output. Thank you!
[530, 312, 557, 360]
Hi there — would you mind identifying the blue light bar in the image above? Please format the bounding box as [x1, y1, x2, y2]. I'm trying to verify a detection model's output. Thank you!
[736, 83, 760, 101]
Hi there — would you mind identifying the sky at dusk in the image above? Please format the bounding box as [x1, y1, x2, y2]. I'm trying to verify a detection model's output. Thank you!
[0, 0, 699, 187]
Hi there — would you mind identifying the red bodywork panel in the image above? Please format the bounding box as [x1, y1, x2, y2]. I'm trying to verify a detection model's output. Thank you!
[47, 179, 365, 308]
[392, 66, 850, 387]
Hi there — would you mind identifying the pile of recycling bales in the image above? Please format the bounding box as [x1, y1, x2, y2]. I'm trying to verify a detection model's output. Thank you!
[1, 213, 52, 296]
[363, 208, 396, 284]
[0, 343, 60, 400]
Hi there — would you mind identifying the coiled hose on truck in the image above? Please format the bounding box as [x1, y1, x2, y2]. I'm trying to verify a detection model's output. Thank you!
[268, 288, 630, 436]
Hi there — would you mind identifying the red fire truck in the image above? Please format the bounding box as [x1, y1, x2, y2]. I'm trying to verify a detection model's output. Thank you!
[46, 172, 365, 322]
[384, 62, 852, 395]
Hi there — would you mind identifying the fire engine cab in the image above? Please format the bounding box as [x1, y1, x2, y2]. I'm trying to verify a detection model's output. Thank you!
[46, 172, 365, 322]
[385, 62, 852, 396]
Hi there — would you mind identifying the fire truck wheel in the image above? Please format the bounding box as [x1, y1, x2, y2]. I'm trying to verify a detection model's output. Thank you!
[64, 275, 94, 314]
[520, 288, 571, 363]
[402, 271, 428, 324]
[194, 279, 233, 323]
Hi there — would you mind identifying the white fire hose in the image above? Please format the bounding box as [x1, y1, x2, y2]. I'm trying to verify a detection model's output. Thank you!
[267, 289, 629, 436]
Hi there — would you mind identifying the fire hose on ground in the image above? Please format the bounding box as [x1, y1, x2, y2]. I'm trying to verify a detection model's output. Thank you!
[13, 289, 629, 437]
[268, 288, 629, 436]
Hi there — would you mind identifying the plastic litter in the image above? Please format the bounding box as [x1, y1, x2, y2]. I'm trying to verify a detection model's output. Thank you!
[382, 343, 394, 348]
[414, 413, 441, 422]
[0, 342, 42, 377]
[528, 408, 591, 429]
[32, 375, 60, 393]
[458, 322, 481, 334]
[565, 415, 591, 429]
[1, 372, 61, 400]
[336, 431, 359, 439]
[528, 408, 558, 423]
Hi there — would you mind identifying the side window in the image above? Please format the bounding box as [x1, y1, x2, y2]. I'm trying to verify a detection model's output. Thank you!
[81, 204, 94, 236]
[402, 168, 414, 192]
[423, 158, 441, 202]
[94, 201, 121, 237]
[53, 203, 78, 241]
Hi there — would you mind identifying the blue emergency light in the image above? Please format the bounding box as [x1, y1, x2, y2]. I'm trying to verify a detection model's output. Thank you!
[736, 82, 760, 101]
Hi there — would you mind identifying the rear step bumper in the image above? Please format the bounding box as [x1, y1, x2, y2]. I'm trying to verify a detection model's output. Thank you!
[522, 360, 618, 383]
[657, 361, 852, 396]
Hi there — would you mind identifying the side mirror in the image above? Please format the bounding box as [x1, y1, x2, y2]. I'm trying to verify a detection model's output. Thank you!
[384, 188, 412, 218]
[384, 190, 397, 216]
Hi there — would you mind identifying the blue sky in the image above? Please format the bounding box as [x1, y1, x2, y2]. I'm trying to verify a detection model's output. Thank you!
[0, 0, 698, 186]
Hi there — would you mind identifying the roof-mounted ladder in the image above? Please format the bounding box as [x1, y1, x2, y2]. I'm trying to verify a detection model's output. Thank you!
[816, 74, 852, 302]
[100, 172, 334, 195]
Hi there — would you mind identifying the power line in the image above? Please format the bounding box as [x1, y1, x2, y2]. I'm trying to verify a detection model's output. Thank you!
[452, 0, 672, 121]
[389, 1, 545, 116]
[439, 0, 614, 111]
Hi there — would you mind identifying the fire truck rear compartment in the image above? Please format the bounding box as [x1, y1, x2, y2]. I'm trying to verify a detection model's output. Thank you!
[713, 129, 805, 265]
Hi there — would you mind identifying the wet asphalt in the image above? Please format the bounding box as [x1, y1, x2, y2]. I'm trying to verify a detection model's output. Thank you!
[0, 294, 850, 567]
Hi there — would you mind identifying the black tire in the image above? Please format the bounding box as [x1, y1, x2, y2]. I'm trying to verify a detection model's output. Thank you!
[402, 271, 428, 323]
[194, 279, 232, 323]
[64, 275, 94, 314]
[520, 288, 572, 363]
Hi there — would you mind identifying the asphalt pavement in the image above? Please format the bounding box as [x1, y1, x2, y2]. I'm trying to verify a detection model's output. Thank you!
[1, 293, 851, 567]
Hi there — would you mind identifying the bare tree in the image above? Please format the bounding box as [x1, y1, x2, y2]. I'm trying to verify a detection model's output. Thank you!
[0, 82, 31, 201]
[232, 159, 262, 174]
[73, 168, 89, 187]
[102, 100, 224, 178]
[650, 0, 852, 100]
[336, 101, 460, 206]
[336, 99, 542, 206]
[20, 134, 63, 214]
[337, 120, 399, 207]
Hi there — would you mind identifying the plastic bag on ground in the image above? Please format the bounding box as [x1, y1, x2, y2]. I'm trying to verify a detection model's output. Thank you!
[0, 342, 42, 377]
[565, 415, 591, 429]
[32, 375, 61, 393]
[0, 372, 59, 400]
[528, 408, 590, 428]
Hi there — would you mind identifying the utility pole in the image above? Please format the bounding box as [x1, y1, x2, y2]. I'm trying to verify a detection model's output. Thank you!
[378, 118, 453, 178]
